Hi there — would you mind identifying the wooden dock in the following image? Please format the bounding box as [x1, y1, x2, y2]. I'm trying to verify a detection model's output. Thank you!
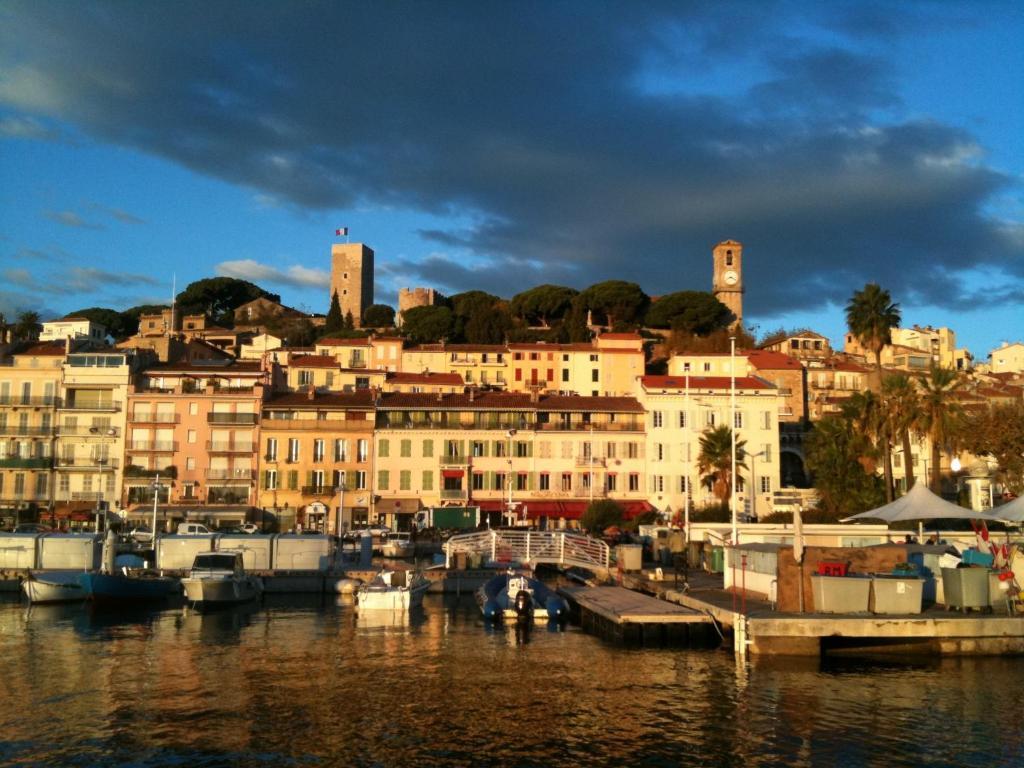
[559, 586, 716, 645]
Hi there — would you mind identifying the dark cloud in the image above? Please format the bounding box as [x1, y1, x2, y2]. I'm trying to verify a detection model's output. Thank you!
[0, 1, 1020, 316]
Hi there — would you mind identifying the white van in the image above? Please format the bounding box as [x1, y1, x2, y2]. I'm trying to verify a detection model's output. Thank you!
[177, 522, 213, 535]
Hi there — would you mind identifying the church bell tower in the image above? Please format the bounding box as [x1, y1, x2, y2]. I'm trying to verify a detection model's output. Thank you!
[711, 240, 743, 328]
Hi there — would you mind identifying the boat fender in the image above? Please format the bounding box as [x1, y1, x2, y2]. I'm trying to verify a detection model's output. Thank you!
[514, 589, 533, 621]
[483, 599, 502, 621]
[546, 596, 568, 620]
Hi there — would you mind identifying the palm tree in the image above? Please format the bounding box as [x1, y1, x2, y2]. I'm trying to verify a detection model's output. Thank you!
[841, 390, 894, 501]
[805, 416, 885, 519]
[845, 283, 900, 391]
[881, 374, 920, 491]
[13, 310, 41, 342]
[915, 365, 963, 493]
[697, 425, 747, 506]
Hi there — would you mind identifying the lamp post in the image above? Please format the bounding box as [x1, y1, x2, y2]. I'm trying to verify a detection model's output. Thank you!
[150, 474, 161, 560]
[506, 428, 517, 527]
[588, 423, 595, 506]
[730, 334, 737, 545]
[335, 478, 347, 536]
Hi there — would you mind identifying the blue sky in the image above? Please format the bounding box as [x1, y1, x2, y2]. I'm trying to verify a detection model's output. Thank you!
[1, 1, 1021, 358]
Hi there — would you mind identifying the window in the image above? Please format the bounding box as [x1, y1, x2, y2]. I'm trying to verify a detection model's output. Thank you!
[562, 369, 569, 382]
[653, 475, 664, 493]
[378, 439, 390, 458]
[627, 442, 639, 459]
[705, 410, 716, 427]
[422, 470, 433, 491]
[472, 473, 485, 491]
[287, 439, 299, 462]
[589, 354, 598, 362]
[187, 429, 197, 444]
[266, 438, 277, 461]
[356, 470, 367, 489]
[655, 444, 664, 461]
[515, 441, 529, 458]
[606, 474, 616, 492]
[400, 470, 411, 491]
[446, 439, 462, 457]
[333, 469, 346, 489]
[683, 362, 691, 372]
[378, 470, 390, 490]
[547, 368, 554, 382]
[761, 411, 772, 429]
[703, 362, 711, 372]
[515, 369, 523, 381]
[400, 439, 411, 458]
[539, 473, 550, 491]
[761, 444, 772, 462]
[591, 369, 599, 382]
[422, 439, 433, 458]
[734, 412, 743, 429]
[287, 470, 298, 490]
[335, 439, 348, 461]
[561, 473, 572, 491]
[313, 439, 325, 462]
[494, 472, 506, 490]
[189, 402, 198, 416]
[312, 470, 325, 491]
[652, 411, 663, 428]
[628, 473, 640, 492]
[760, 476, 772, 493]
[298, 370, 313, 386]
[357, 440, 368, 462]
[516, 473, 528, 491]
[679, 476, 690, 494]
[494, 441, 506, 458]
[725, 250, 733, 266]
[472, 441, 485, 457]
[186, 457, 196, 470]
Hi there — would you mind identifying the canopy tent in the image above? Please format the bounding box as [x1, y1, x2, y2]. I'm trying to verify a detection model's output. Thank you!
[988, 494, 1024, 523]
[842, 481, 1004, 524]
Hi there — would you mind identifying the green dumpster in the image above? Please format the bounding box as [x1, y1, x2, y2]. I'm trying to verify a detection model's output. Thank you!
[709, 546, 724, 574]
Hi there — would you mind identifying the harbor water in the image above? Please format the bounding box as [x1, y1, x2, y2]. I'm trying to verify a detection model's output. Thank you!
[1, 593, 1022, 767]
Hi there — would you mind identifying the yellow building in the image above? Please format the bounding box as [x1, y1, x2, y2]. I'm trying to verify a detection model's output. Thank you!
[257, 390, 376, 532]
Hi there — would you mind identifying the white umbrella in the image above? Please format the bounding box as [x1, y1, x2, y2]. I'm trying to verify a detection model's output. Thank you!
[842, 480, 1003, 523]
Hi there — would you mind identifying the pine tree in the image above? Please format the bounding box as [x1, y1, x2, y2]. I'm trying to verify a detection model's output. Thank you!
[343, 310, 355, 331]
[325, 292, 343, 333]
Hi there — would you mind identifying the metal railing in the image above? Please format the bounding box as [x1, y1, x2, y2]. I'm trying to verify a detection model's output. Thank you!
[55, 457, 120, 470]
[61, 401, 122, 411]
[207, 413, 258, 425]
[444, 530, 610, 570]
[0, 426, 53, 436]
[130, 412, 180, 424]
[574, 456, 606, 467]
[0, 396, 60, 407]
[129, 441, 178, 452]
[439, 455, 468, 466]
[205, 468, 256, 480]
[440, 489, 468, 500]
[0, 457, 52, 469]
[206, 441, 254, 453]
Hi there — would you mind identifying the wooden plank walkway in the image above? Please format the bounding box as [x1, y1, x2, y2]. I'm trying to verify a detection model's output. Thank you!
[560, 586, 710, 624]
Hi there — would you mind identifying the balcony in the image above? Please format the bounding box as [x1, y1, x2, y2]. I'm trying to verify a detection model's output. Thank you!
[70, 492, 106, 502]
[0, 396, 60, 407]
[0, 426, 54, 437]
[124, 464, 178, 479]
[300, 485, 332, 496]
[205, 468, 256, 481]
[449, 357, 474, 366]
[777, 388, 793, 396]
[439, 455, 469, 466]
[60, 400, 122, 412]
[207, 413, 258, 425]
[206, 441, 255, 453]
[260, 419, 369, 433]
[129, 441, 178, 452]
[56, 457, 120, 471]
[440, 489, 468, 500]
[0, 457, 52, 469]
[130, 412, 180, 424]
[810, 381, 833, 390]
[347, 358, 367, 369]
[575, 456, 606, 468]
[206, 488, 250, 504]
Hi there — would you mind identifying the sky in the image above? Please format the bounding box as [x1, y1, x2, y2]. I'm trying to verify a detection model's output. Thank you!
[0, 1, 1021, 359]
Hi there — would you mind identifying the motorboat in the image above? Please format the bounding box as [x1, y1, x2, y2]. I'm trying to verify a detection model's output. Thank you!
[181, 551, 262, 607]
[476, 570, 569, 623]
[356, 569, 430, 611]
[380, 531, 415, 559]
[21, 571, 88, 604]
[79, 568, 177, 606]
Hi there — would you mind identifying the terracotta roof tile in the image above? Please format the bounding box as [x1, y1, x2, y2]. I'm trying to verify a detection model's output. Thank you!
[289, 354, 339, 368]
[641, 375, 775, 391]
[263, 390, 376, 408]
[378, 391, 643, 412]
[386, 371, 464, 385]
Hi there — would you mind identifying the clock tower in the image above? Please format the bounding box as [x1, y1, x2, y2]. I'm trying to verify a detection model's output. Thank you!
[712, 239, 743, 327]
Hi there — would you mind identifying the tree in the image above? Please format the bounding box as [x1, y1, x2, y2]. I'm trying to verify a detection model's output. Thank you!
[956, 401, 1024, 495]
[175, 277, 279, 327]
[343, 310, 355, 331]
[561, 298, 592, 343]
[845, 283, 900, 391]
[463, 305, 512, 344]
[324, 292, 344, 334]
[67, 307, 128, 340]
[841, 390, 893, 501]
[915, 365, 963, 493]
[363, 304, 396, 328]
[644, 291, 732, 334]
[668, 326, 756, 355]
[577, 280, 649, 328]
[510, 285, 578, 327]
[401, 305, 454, 344]
[805, 416, 886, 519]
[580, 500, 624, 534]
[697, 425, 747, 505]
[881, 374, 920, 490]
[13, 311, 41, 341]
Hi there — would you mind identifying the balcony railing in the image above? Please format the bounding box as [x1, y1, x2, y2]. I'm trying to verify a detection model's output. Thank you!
[440, 489, 468, 500]
[347, 358, 367, 368]
[205, 468, 256, 481]
[206, 441, 255, 453]
[60, 401, 122, 412]
[124, 464, 178, 479]
[207, 413, 258, 425]
[0, 396, 61, 407]
[56, 425, 120, 437]
[55, 457, 120, 470]
[0, 426, 54, 437]
[575, 456, 606, 467]
[128, 441, 178, 452]
[376, 418, 641, 432]
[300, 485, 331, 496]
[439, 455, 469, 466]
[0, 457, 52, 469]
[206, 489, 250, 504]
[260, 419, 369, 432]
[130, 412, 180, 424]
[70, 492, 106, 502]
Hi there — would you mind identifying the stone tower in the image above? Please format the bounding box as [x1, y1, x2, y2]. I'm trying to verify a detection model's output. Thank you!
[397, 287, 439, 326]
[330, 243, 374, 328]
[711, 239, 743, 327]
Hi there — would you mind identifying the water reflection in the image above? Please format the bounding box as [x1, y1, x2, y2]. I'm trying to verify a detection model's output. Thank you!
[0, 593, 1021, 767]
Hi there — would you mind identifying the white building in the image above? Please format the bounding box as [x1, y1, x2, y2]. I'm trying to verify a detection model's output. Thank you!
[989, 341, 1024, 374]
[40, 317, 106, 344]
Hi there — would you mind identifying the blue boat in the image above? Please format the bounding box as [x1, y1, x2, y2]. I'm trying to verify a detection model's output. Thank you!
[79, 571, 177, 606]
[476, 571, 568, 623]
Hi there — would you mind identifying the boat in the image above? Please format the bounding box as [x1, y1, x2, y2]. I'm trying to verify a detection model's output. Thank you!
[356, 569, 430, 611]
[21, 571, 88, 604]
[380, 531, 416, 559]
[181, 551, 262, 607]
[79, 569, 177, 606]
[476, 570, 569, 623]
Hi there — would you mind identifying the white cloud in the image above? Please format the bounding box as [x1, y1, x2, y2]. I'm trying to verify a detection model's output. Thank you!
[216, 259, 329, 288]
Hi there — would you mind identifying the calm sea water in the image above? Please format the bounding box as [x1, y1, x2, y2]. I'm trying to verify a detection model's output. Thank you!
[1, 592, 1022, 768]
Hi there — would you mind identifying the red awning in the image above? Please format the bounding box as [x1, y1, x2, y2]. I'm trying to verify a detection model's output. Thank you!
[622, 500, 655, 519]
[476, 500, 504, 512]
[441, 469, 464, 478]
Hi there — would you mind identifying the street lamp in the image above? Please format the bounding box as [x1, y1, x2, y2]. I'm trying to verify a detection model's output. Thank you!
[506, 428, 517, 527]
[335, 478, 348, 536]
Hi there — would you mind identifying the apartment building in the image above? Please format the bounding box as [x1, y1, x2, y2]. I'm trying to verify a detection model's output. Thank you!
[806, 359, 870, 420]
[123, 360, 267, 523]
[637, 374, 781, 521]
[257, 390, 375, 532]
[373, 391, 651, 530]
[0, 342, 64, 524]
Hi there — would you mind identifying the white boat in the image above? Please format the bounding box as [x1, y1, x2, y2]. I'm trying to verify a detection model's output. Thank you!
[356, 569, 430, 611]
[21, 571, 88, 604]
[380, 531, 416, 559]
[181, 551, 262, 607]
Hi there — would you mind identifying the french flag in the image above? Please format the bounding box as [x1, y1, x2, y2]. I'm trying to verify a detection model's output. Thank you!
[335, 227, 348, 236]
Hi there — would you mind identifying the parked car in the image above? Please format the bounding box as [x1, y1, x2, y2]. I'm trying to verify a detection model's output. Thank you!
[219, 523, 259, 535]
[177, 522, 213, 535]
[129, 526, 154, 543]
[13, 524, 52, 534]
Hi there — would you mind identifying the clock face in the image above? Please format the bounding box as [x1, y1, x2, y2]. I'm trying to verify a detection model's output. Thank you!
[723, 270, 738, 286]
